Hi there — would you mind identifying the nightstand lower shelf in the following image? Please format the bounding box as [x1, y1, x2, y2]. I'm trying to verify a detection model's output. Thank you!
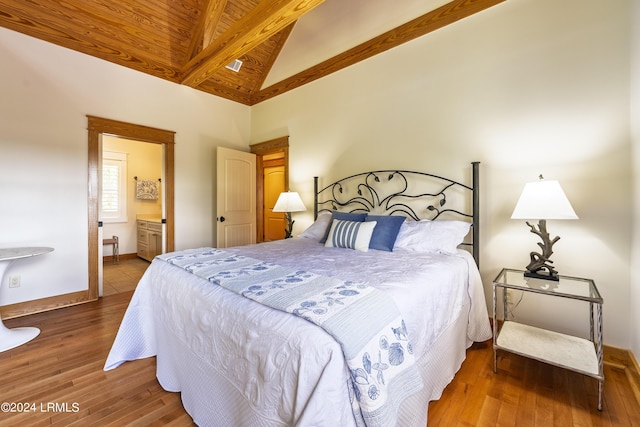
[496, 321, 599, 377]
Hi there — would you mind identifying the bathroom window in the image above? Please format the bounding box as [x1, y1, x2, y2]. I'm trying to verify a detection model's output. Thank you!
[102, 151, 128, 223]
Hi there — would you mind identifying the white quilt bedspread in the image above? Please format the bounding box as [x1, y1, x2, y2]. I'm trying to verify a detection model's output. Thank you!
[104, 238, 491, 426]
[225, 239, 490, 358]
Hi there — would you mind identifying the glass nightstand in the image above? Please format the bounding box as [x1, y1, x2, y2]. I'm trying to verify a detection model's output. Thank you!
[492, 268, 604, 411]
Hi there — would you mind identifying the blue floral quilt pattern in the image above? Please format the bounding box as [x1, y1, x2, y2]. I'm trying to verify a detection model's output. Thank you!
[158, 248, 423, 426]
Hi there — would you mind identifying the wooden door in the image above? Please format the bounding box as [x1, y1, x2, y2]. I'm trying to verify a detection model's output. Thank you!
[216, 147, 257, 248]
[263, 165, 285, 241]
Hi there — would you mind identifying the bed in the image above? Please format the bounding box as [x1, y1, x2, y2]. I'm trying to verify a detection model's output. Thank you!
[104, 162, 492, 426]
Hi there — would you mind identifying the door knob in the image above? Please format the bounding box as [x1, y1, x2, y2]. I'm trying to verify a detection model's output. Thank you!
[219, 216, 226, 222]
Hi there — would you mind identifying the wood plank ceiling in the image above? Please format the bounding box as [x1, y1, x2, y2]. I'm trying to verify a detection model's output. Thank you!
[0, 0, 505, 106]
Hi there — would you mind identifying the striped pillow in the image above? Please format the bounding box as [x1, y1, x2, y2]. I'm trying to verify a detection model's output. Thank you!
[324, 219, 377, 252]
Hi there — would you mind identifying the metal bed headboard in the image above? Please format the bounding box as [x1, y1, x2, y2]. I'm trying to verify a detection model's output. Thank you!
[314, 162, 480, 267]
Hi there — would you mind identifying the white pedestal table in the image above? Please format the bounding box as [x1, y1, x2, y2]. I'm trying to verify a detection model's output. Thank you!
[0, 247, 54, 352]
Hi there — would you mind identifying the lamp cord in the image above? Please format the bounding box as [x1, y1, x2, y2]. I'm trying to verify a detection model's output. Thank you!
[506, 290, 524, 321]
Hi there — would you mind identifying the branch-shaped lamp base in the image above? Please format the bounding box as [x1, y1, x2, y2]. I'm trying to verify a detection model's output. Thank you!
[283, 212, 294, 239]
[524, 219, 560, 281]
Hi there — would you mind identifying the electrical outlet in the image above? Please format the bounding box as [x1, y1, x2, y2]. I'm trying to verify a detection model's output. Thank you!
[9, 275, 20, 288]
[506, 290, 512, 304]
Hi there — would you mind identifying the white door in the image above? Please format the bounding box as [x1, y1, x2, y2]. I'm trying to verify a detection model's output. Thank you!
[216, 147, 257, 248]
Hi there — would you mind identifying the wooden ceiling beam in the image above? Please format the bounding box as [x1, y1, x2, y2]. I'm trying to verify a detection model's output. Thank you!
[203, 0, 229, 48]
[185, 0, 228, 62]
[180, 0, 324, 87]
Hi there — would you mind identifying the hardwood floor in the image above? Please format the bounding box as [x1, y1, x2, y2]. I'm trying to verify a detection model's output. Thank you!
[1, 279, 638, 426]
[428, 342, 640, 426]
[0, 290, 194, 427]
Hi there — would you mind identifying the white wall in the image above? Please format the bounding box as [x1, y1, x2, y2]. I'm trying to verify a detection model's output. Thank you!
[0, 27, 251, 305]
[631, 0, 640, 360]
[252, 0, 633, 349]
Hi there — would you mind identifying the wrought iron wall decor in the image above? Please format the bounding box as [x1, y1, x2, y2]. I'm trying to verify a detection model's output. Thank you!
[314, 162, 480, 266]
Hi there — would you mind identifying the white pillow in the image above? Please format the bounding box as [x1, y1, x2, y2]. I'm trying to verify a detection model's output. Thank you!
[393, 219, 471, 254]
[299, 211, 332, 240]
[324, 220, 377, 252]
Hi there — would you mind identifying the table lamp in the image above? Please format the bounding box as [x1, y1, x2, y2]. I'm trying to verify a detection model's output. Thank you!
[273, 191, 306, 238]
[511, 175, 578, 281]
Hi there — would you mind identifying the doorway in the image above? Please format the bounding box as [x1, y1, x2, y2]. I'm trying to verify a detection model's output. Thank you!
[250, 136, 289, 243]
[101, 135, 163, 295]
[87, 116, 175, 300]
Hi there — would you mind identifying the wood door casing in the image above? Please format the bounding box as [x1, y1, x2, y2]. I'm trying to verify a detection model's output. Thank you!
[250, 136, 289, 243]
[88, 116, 175, 300]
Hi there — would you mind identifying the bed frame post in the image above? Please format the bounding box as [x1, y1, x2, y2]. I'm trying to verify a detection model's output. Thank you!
[314, 177, 319, 220]
[472, 162, 480, 268]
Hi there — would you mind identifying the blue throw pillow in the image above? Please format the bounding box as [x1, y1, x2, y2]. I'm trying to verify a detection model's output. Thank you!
[319, 211, 367, 243]
[365, 215, 406, 251]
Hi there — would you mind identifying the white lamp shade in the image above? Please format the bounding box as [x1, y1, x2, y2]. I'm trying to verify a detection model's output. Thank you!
[273, 191, 306, 213]
[511, 180, 578, 220]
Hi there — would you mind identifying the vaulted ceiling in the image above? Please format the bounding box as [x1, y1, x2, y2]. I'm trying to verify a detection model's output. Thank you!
[0, 0, 504, 106]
